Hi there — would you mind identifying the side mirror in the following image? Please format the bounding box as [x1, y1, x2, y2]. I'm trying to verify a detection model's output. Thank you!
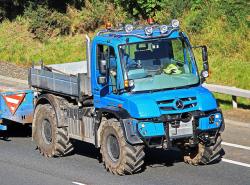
[100, 60, 107, 75]
[98, 76, 107, 85]
[202, 46, 208, 62]
[193, 45, 209, 82]
[201, 46, 209, 71]
[200, 46, 209, 83]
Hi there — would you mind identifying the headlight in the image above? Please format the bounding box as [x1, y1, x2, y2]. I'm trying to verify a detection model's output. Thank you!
[145, 26, 153, 35]
[171, 19, 180, 28]
[124, 79, 134, 88]
[160, 25, 168, 34]
[201, 70, 209, 78]
[125, 24, 133, 33]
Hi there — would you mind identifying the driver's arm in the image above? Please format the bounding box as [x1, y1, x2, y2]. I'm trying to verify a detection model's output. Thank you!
[124, 54, 138, 68]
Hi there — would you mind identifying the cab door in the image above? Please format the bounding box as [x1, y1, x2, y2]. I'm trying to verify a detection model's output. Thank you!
[92, 42, 122, 108]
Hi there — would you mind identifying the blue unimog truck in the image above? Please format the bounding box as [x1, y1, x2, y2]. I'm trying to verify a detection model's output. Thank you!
[0, 20, 224, 175]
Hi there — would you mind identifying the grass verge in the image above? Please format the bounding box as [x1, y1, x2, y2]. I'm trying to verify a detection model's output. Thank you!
[0, 20, 86, 66]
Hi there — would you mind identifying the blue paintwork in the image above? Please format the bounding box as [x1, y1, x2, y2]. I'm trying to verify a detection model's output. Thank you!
[0, 124, 7, 131]
[114, 85, 216, 118]
[138, 122, 165, 137]
[91, 27, 221, 138]
[199, 112, 222, 130]
[0, 89, 34, 130]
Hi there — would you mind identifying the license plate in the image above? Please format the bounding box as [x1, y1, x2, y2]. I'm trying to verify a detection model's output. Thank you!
[169, 120, 193, 139]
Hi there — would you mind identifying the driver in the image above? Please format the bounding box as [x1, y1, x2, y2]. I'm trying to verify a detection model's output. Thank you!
[120, 48, 138, 69]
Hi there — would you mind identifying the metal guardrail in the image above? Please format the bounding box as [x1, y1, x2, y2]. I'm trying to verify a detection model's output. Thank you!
[203, 83, 250, 108]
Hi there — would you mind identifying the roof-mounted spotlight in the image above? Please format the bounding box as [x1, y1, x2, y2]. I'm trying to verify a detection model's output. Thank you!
[171, 19, 180, 28]
[145, 26, 153, 35]
[125, 24, 133, 33]
[160, 25, 168, 34]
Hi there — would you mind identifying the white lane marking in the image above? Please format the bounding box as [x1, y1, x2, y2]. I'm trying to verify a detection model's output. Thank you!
[72, 181, 87, 185]
[222, 142, 250, 151]
[222, 158, 250, 168]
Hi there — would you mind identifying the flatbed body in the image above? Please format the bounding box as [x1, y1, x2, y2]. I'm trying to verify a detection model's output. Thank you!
[0, 61, 90, 131]
[30, 61, 91, 98]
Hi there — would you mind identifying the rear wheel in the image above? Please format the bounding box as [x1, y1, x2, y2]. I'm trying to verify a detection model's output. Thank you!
[33, 104, 73, 157]
[183, 135, 223, 165]
[100, 118, 145, 175]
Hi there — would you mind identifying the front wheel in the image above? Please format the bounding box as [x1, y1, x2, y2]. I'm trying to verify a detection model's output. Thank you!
[100, 118, 145, 175]
[183, 135, 223, 165]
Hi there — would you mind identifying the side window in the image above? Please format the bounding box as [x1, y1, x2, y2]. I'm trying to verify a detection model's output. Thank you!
[172, 39, 184, 63]
[172, 39, 192, 73]
[96, 44, 117, 91]
[97, 44, 108, 70]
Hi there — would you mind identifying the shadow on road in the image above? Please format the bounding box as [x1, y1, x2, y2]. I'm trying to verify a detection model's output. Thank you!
[0, 120, 31, 141]
[144, 147, 183, 168]
[72, 140, 101, 160]
[71, 139, 184, 169]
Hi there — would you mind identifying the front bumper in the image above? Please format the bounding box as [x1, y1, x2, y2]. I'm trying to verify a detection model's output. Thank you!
[122, 109, 224, 146]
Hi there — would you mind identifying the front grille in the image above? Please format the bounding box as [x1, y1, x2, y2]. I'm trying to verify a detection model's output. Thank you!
[157, 97, 197, 113]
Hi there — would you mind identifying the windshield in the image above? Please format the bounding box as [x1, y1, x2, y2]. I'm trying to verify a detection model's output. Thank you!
[119, 38, 199, 92]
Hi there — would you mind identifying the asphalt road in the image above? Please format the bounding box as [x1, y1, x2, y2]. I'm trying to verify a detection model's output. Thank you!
[0, 120, 249, 185]
[0, 77, 250, 185]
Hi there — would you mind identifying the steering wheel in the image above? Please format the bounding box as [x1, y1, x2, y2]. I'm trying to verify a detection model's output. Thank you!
[171, 58, 184, 67]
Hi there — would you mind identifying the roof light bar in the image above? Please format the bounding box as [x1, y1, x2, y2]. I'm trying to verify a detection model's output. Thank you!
[145, 26, 153, 35]
[171, 19, 180, 28]
[160, 25, 168, 34]
[125, 24, 133, 33]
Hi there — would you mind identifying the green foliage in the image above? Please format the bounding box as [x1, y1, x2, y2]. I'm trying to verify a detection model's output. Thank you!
[153, 0, 191, 23]
[68, 0, 127, 32]
[0, 0, 249, 93]
[0, 0, 85, 21]
[217, 0, 249, 29]
[22, 1, 127, 40]
[24, 5, 71, 41]
[0, 20, 85, 65]
[114, 0, 166, 18]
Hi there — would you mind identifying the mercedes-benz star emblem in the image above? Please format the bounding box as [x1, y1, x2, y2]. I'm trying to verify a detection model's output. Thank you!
[175, 99, 184, 110]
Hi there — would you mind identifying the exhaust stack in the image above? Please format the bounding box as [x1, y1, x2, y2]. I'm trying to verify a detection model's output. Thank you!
[85, 35, 91, 78]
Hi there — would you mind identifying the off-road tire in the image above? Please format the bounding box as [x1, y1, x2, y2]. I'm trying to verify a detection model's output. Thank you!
[33, 104, 73, 157]
[100, 118, 145, 175]
[183, 135, 223, 165]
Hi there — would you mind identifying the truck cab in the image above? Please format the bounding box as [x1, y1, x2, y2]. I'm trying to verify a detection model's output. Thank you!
[29, 20, 224, 175]
[91, 20, 223, 143]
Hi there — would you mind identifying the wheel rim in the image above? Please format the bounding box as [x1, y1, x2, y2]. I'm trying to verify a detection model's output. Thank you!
[107, 134, 120, 162]
[41, 119, 52, 144]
